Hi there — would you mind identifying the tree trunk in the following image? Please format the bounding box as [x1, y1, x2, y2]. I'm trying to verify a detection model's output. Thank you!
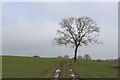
[74, 46, 78, 63]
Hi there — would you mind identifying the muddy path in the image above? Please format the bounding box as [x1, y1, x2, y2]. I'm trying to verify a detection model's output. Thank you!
[67, 59, 80, 78]
[52, 62, 64, 78]
[52, 59, 80, 79]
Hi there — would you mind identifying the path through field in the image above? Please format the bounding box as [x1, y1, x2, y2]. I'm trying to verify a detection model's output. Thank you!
[52, 59, 80, 79]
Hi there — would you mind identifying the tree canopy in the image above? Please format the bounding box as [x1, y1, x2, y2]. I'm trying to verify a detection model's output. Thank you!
[54, 17, 102, 62]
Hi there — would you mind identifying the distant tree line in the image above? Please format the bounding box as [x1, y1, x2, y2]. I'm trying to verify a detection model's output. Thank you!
[57, 54, 92, 61]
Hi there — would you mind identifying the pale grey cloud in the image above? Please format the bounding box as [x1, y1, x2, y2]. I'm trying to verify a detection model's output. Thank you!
[1, 0, 119, 2]
[2, 2, 118, 59]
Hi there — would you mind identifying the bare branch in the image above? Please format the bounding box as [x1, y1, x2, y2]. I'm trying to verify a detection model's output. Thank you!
[54, 17, 101, 48]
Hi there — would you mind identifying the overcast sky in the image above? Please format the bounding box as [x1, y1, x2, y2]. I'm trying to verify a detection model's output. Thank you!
[2, 2, 118, 60]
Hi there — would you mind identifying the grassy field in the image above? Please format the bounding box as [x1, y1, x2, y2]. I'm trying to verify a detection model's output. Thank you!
[2, 56, 65, 78]
[2, 56, 119, 78]
[72, 60, 118, 78]
[0, 56, 2, 79]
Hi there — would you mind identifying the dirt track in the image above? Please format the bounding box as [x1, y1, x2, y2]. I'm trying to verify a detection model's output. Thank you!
[52, 59, 80, 79]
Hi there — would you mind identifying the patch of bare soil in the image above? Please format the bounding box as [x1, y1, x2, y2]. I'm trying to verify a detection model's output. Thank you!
[52, 62, 63, 78]
[52, 59, 80, 79]
[112, 66, 120, 70]
[67, 60, 80, 78]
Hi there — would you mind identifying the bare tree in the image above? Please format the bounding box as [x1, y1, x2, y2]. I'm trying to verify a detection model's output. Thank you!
[64, 55, 69, 58]
[54, 17, 101, 63]
[83, 54, 92, 60]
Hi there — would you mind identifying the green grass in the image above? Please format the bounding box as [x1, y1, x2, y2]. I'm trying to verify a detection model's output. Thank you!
[59, 62, 71, 78]
[2, 55, 65, 78]
[0, 56, 2, 79]
[2, 56, 119, 78]
[72, 60, 118, 78]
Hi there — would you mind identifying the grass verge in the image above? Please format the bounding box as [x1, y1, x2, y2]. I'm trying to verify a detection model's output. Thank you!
[72, 60, 118, 78]
[2, 55, 65, 78]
